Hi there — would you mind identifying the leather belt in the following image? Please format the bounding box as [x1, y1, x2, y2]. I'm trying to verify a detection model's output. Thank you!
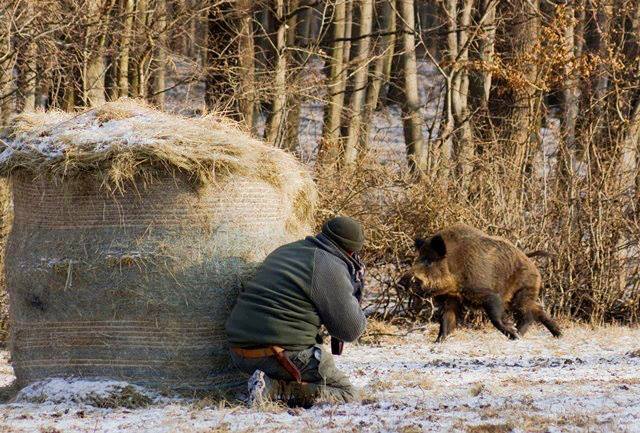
[231, 346, 303, 383]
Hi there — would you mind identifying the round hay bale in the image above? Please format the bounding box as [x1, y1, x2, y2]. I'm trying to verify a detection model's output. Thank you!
[0, 99, 316, 392]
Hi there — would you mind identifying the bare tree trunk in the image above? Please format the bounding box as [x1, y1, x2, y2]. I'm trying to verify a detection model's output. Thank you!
[16, 1, 37, 112]
[343, 0, 374, 164]
[561, 2, 583, 151]
[620, 99, 640, 190]
[450, 0, 474, 192]
[320, 0, 348, 161]
[284, 0, 303, 152]
[130, 0, 151, 99]
[62, 70, 77, 111]
[557, 2, 584, 196]
[237, 0, 255, 129]
[399, 0, 426, 172]
[362, 0, 396, 147]
[468, 0, 496, 145]
[118, 0, 135, 97]
[620, 3, 640, 197]
[204, 1, 236, 113]
[0, 7, 14, 125]
[265, 0, 287, 145]
[84, 0, 110, 106]
[151, 0, 167, 108]
[593, 0, 612, 104]
[505, 0, 540, 179]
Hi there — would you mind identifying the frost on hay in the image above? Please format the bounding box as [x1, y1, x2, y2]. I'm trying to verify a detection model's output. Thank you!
[14, 378, 161, 409]
[0, 98, 316, 228]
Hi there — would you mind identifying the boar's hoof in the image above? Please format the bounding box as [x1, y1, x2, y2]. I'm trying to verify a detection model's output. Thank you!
[504, 325, 520, 340]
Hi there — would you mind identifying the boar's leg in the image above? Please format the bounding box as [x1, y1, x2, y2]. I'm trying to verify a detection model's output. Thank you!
[510, 290, 535, 336]
[532, 304, 562, 337]
[479, 291, 519, 340]
[435, 296, 460, 343]
[513, 308, 534, 336]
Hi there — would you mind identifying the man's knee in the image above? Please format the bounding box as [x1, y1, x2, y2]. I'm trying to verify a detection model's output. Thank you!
[316, 347, 358, 403]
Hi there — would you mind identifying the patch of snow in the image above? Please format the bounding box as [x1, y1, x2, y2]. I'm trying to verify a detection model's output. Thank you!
[14, 378, 165, 407]
[1, 325, 640, 432]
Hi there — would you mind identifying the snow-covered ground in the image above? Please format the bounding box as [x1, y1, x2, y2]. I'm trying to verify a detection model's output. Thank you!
[1, 324, 639, 433]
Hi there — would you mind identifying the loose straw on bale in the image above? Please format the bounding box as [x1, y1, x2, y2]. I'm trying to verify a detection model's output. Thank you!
[0, 98, 316, 231]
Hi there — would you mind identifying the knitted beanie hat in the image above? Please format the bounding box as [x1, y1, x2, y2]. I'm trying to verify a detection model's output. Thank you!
[321, 216, 365, 253]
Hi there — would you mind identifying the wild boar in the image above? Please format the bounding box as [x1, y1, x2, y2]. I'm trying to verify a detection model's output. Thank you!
[412, 223, 561, 342]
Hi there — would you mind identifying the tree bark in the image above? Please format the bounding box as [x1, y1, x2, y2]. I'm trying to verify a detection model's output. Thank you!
[204, 1, 237, 114]
[118, 0, 135, 97]
[16, 1, 37, 112]
[84, 0, 110, 106]
[284, 0, 303, 152]
[320, 0, 349, 162]
[343, 0, 374, 164]
[151, 0, 167, 108]
[265, 0, 287, 146]
[450, 0, 474, 191]
[362, 0, 396, 147]
[502, 0, 541, 179]
[130, 0, 151, 99]
[399, 0, 426, 172]
[557, 2, 584, 196]
[237, 0, 255, 129]
[0, 5, 15, 125]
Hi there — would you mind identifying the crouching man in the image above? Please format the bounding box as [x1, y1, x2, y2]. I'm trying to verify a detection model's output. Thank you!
[225, 216, 367, 408]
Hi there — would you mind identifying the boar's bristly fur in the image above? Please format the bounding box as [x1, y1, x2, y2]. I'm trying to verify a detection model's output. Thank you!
[412, 223, 562, 343]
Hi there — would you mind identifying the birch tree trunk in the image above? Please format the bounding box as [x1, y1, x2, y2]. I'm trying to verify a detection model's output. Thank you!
[264, 0, 287, 146]
[343, 0, 374, 164]
[399, 0, 426, 172]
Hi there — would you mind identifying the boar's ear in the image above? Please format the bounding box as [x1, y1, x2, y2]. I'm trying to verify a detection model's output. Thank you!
[430, 235, 447, 259]
[414, 238, 426, 250]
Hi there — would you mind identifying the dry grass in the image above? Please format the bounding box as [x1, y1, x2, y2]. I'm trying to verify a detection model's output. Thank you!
[86, 385, 153, 409]
[367, 371, 434, 393]
[465, 423, 514, 433]
[358, 319, 401, 345]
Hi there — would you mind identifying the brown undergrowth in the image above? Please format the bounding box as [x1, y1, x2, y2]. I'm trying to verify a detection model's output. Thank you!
[316, 151, 640, 325]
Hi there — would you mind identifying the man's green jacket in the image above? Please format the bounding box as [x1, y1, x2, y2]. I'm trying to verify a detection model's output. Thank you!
[225, 233, 366, 351]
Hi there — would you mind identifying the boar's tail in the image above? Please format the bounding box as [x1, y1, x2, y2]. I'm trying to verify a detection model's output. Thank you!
[526, 250, 554, 258]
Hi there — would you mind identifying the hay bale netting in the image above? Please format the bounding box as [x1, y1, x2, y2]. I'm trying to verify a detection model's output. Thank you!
[0, 99, 316, 392]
